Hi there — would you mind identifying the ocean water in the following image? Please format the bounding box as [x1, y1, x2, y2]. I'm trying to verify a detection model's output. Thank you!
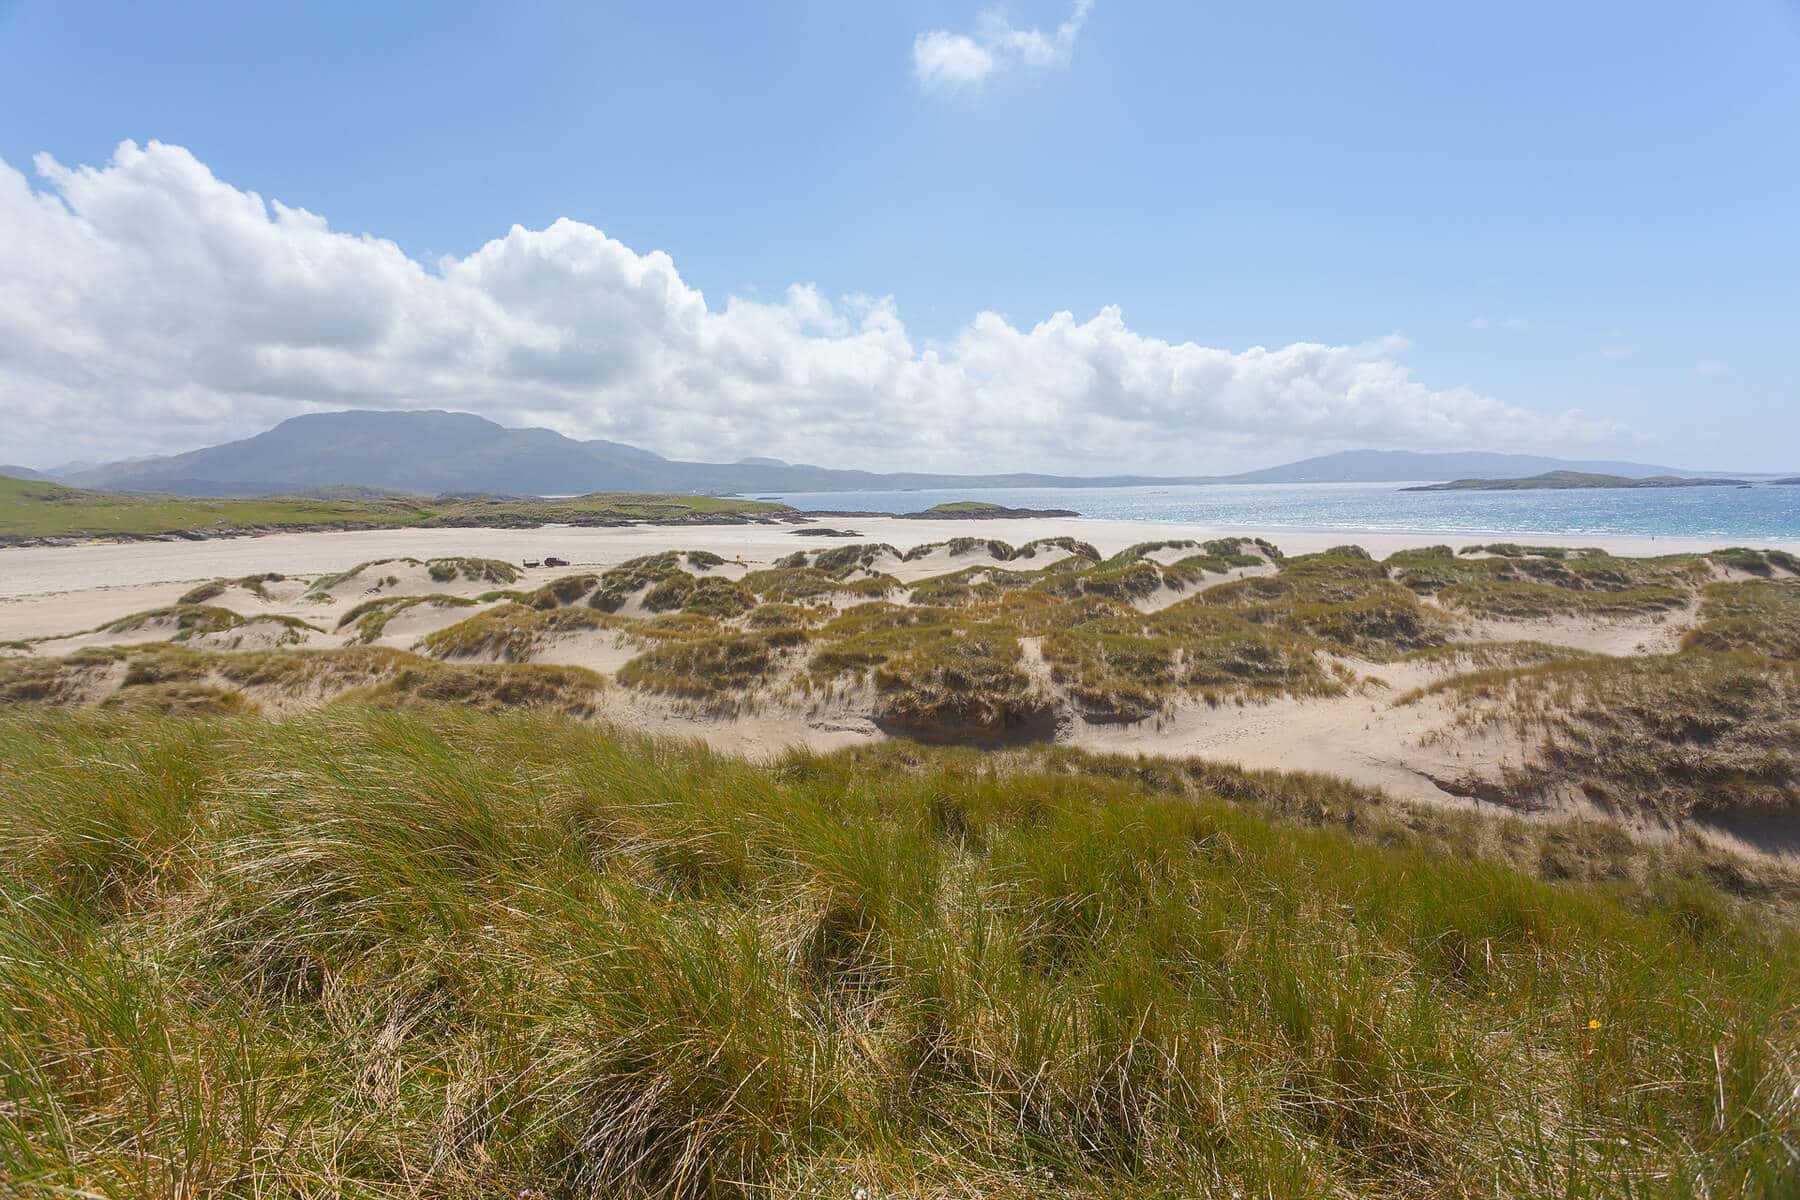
[747, 481, 1800, 542]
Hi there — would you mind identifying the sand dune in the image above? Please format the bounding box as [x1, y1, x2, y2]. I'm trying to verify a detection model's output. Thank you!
[5, 515, 1790, 601]
[4, 523, 1795, 855]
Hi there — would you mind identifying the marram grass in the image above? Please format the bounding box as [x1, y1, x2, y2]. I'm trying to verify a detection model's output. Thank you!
[0, 705, 1795, 1198]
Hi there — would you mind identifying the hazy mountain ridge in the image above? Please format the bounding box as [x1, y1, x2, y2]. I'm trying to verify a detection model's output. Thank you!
[37, 410, 1744, 497]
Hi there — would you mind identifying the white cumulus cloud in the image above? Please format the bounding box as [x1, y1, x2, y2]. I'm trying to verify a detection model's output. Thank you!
[913, 0, 1092, 90]
[912, 32, 998, 90]
[0, 140, 1618, 471]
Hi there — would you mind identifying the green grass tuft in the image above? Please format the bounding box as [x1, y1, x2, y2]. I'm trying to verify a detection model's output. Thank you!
[419, 603, 616, 661]
[618, 628, 811, 699]
[1682, 580, 1800, 660]
[0, 705, 1793, 1195]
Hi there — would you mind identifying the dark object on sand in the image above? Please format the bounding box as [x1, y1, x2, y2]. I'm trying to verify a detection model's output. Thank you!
[792, 527, 861, 538]
[543, 556, 570, 567]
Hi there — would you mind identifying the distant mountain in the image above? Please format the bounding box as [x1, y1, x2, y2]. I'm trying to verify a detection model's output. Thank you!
[61, 410, 1181, 496]
[0, 465, 44, 481]
[36, 461, 94, 478]
[1211, 450, 1710, 485]
[57, 410, 1765, 497]
[62, 411, 676, 497]
[40, 456, 155, 480]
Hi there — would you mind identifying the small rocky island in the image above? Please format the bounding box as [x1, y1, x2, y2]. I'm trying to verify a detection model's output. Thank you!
[897, 500, 1080, 520]
[1404, 470, 1749, 492]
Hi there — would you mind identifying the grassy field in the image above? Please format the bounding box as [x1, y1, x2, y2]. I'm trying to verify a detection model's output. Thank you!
[0, 475, 791, 542]
[420, 493, 794, 528]
[0, 475, 438, 541]
[0, 703, 1795, 1197]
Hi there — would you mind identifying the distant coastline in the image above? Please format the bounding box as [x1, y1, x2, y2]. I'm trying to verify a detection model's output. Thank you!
[10, 473, 1800, 549]
[0, 477, 1084, 549]
[1402, 470, 1751, 493]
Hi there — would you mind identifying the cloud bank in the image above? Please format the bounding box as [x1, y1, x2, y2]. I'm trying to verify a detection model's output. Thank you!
[0, 141, 1616, 470]
[913, 1, 1092, 90]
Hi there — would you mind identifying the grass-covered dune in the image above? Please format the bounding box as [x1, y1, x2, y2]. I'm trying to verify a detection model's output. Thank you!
[1, 705, 1797, 1197]
[8, 541, 1799, 836]
[0, 474, 793, 544]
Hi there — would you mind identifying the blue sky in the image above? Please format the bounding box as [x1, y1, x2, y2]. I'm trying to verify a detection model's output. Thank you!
[1, 0, 1796, 472]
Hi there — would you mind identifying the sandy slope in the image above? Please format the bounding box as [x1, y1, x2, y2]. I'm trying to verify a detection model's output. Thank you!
[1464, 608, 1699, 656]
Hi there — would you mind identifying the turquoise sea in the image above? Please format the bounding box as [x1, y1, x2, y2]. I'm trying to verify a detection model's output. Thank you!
[749, 481, 1800, 542]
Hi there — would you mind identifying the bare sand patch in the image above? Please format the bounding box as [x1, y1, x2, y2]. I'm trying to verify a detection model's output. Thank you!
[1129, 563, 1276, 613]
[357, 599, 495, 647]
[592, 692, 881, 760]
[0, 581, 197, 642]
[32, 626, 180, 655]
[186, 617, 327, 652]
[1466, 604, 1700, 656]
[1063, 684, 1533, 814]
[530, 629, 644, 675]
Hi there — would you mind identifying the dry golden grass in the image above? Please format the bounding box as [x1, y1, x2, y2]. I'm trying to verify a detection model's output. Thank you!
[418, 603, 618, 661]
